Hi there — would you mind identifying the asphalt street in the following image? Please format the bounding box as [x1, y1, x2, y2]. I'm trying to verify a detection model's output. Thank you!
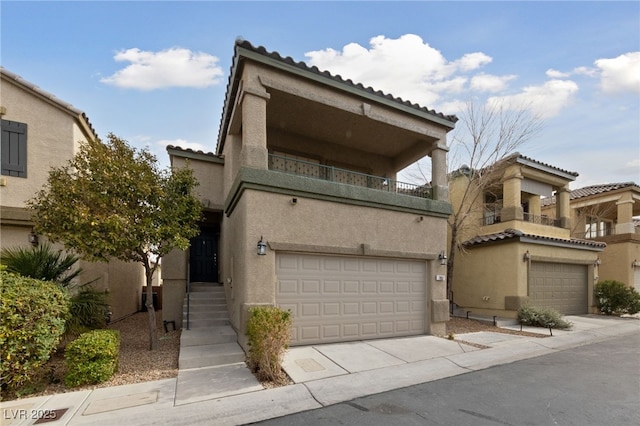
[255, 332, 640, 426]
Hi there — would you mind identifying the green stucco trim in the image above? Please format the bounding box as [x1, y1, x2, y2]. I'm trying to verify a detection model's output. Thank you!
[224, 168, 453, 217]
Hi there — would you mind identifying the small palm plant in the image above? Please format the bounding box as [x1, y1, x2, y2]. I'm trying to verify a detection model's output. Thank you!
[1, 242, 81, 287]
[1, 242, 110, 335]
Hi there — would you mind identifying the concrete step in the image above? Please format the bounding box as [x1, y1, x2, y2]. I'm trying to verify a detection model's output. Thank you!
[185, 303, 225, 313]
[189, 284, 223, 292]
[186, 318, 231, 328]
[179, 342, 246, 369]
[187, 292, 225, 300]
[180, 325, 238, 346]
[184, 310, 230, 319]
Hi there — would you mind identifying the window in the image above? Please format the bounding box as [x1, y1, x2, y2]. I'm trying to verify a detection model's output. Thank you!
[585, 216, 613, 238]
[1, 119, 27, 177]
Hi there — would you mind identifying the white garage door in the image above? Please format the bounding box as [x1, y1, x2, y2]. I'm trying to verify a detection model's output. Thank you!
[530, 262, 588, 315]
[276, 253, 426, 345]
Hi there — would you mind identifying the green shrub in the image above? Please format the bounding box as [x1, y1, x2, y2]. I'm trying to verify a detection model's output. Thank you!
[0, 271, 70, 395]
[595, 280, 640, 315]
[246, 306, 292, 384]
[65, 286, 111, 336]
[0, 242, 81, 287]
[517, 305, 572, 329]
[64, 329, 120, 387]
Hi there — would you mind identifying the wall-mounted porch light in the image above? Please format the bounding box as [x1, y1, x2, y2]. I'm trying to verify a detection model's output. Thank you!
[633, 259, 639, 268]
[28, 229, 39, 246]
[438, 251, 447, 266]
[523, 251, 531, 262]
[257, 236, 267, 256]
[594, 257, 601, 267]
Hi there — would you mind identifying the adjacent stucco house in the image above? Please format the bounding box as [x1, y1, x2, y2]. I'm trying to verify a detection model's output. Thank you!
[0, 67, 144, 321]
[163, 40, 457, 348]
[541, 182, 640, 291]
[450, 153, 605, 318]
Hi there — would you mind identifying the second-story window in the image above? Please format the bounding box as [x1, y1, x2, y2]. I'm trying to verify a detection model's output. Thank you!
[585, 216, 613, 238]
[1, 119, 27, 178]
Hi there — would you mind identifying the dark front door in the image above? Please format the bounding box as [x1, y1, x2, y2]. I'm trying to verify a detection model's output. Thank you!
[189, 229, 219, 283]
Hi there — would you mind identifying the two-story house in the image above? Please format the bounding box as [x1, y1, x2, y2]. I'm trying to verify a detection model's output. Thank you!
[541, 182, 640, 291]
[163, 40, 457, 348]
[0, 67, 144, 321]
[449, 153, 605, 318]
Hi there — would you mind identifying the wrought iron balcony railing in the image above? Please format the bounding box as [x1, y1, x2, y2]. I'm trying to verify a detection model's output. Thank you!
[268, 154, 431, 199]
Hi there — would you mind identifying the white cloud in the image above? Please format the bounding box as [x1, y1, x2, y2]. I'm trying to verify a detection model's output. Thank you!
[470, 73, 517, 92]
[595, 52, 640, 94]
[101, 47, 223, 90]
[546, 69, 569, 78]
[305, 34, 494, 107]
[487, 79, 579, 118]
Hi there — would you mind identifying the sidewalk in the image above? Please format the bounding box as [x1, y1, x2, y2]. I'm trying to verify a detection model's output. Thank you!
[1, 315, 638, 426]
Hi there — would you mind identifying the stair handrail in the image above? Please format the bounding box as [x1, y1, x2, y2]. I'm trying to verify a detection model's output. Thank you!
[186, 264, 191, 330]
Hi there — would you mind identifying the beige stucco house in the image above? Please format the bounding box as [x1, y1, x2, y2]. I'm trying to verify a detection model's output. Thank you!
[0, 67, 144, 321]
[541, 182, 640, 291]
[163, 40, 457, 348]
[450, 153, 605, 318]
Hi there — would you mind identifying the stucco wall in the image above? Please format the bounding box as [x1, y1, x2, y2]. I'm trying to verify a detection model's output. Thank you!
[1, 75, 143, 321]
[171, 156, 225, 210]
[597, 238, 640, 287]
[453, 240, 599, 318]
[0, 79, 80, 207]
[224, 189, 448, 347]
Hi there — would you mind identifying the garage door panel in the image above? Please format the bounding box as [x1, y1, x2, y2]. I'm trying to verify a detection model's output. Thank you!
[530, 262, 587, 315]
[277, 253, 426, 345]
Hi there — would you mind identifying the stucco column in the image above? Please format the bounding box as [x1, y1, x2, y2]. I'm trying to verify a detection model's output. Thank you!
[528, 194, 541, 217]
[556, 184, 571, 229]
[615, 193, 635, 234]
[431, 144, 448, 201]
[501, 172, 523, 221]
[239, 88, 270, 170]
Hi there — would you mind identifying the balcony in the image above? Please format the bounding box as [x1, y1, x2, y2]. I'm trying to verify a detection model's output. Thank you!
[482, 212, 561, 228]
[268, 154, 432, 199]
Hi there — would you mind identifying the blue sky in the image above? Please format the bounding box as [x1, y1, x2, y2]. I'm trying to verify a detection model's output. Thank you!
[2, 1, 639, 188]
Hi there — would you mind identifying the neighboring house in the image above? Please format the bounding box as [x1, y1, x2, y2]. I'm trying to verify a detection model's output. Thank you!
[449, 153, 605, 318]
[0, 67, 144, 321]
[163, 39, 457, 348]
[541, 182, 640, 291]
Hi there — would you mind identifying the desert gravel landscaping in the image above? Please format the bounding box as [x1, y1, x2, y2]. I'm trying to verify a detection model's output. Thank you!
[7, 313, 541, 401]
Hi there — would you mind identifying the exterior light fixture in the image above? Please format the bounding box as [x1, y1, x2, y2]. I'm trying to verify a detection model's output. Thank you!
[633, 259, 639, 268]
[257, 236, 267, 256]
[594, 258, 601, 267]
[523, 251, 531, 262]
[28, 229, 39, 246]
[438, 251, 447, 266]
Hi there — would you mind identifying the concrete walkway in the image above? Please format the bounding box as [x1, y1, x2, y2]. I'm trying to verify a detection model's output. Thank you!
[1, 315, 638, 426]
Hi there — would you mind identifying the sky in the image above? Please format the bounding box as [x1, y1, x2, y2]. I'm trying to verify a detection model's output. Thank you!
[1, 1, 639, 189]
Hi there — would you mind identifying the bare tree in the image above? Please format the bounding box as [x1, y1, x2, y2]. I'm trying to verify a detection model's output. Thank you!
[412, 99, 543, 306]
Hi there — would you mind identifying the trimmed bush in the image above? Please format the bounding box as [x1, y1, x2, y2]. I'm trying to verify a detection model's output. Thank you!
[246, 306, 292, 384]
[0, 271, 70, 395]
[595, 280, 640, 315]
[64, 329, 120, 387]
[517, 305, 572, 329]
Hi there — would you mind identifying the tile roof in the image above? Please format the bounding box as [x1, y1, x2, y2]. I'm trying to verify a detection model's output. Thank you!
[463, 228, 606, 249]
[502, 152, 579, 178]
[0, 67, 98, 140]
[541, 182, 639, 206]
[235, 39, 458, 123]
[166, 145, 216, 157]
[217, 39, 458, 152]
